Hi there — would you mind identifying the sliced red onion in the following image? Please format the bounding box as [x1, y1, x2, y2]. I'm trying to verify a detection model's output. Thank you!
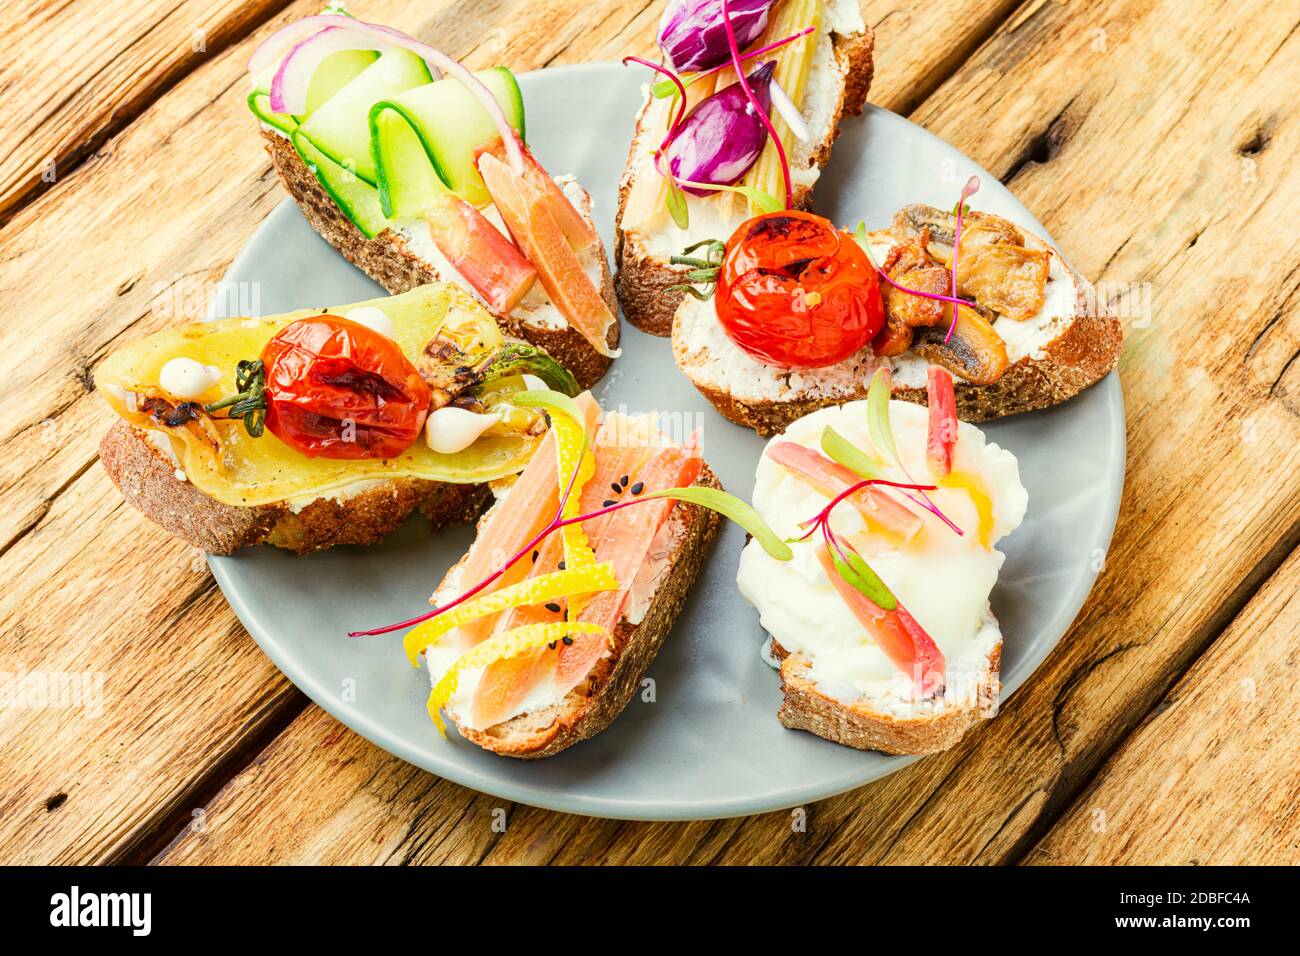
[769, 77, 810, 142]
[248, 14, 354, 73]
[665, 61, 775, 197]
[653, 27, 813, 96]
[658, 0, 775, 73]
[268, 26, 398, 112]
[266, 18, 523, 172]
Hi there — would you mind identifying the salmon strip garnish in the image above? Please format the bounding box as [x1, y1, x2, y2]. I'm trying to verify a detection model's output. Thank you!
[478, 153, 618, 358]
[446, 393, 599, 649]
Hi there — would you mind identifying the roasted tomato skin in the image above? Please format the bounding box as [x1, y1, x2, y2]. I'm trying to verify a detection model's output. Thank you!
[715, 211, 884, 369]
[261, 316, 431, 459]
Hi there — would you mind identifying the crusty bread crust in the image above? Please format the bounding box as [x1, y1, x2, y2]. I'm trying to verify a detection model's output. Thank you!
[261, 130, 618, 390]
[675, 248, 1124, 435]
[450, 465, 723, 758]
[769, 633, 1002, 755]
[99, 421, 488, 555]
[614, 19, 876, 336]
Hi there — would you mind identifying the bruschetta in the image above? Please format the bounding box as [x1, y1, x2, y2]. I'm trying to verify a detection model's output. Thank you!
[364, 391, 791, 757]
[737, 368, 1028, 753]
[96, 283, 580, 555]
[247, 13, 619, 388]
[671, 202, 1123, 434]
[615, 0, 874, 335]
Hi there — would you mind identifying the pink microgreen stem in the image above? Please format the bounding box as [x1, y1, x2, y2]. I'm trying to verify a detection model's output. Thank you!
[352, 437, 590, 638]
[623, 56, 687, 152]
[350, 480, 701, 639]
[945, 176, 981, 343]
[792, 478, 939, 542]
[722, 0, 791, 208]
[686, 26, 814, 86]
[859, 238, 977, 310]
[901, 488, 964, 536]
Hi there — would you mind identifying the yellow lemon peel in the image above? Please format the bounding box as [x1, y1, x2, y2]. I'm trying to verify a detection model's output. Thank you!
[427, 621, 606, 735]
[404, 562, 618, 665]
[551, 408, 598, 573]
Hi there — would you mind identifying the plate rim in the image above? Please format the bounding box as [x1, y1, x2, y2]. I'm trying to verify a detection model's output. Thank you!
[208, 62, 1126, 821]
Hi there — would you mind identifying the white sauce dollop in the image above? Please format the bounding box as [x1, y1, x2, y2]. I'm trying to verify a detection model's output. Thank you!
[159, 357, 221, 401]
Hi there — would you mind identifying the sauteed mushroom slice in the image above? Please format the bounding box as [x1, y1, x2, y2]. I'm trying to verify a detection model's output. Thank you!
[958, 242, 1050, 321]
[893, 204, 1024, 257]
[880, 232, 949, 328]
[893, 204, 1048, 321]
[872, 314, 914, 356]
[911, 305, 1009, 385]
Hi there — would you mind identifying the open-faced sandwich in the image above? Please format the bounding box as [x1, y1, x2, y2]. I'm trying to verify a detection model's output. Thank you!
[616, 0, 874, 334]
[247, 12, 618, 388]
[96, 283, 582, 555]
[671, 186, 1123, 434]
[353, 391, 791, 757]
[737, 367, 1028, 753]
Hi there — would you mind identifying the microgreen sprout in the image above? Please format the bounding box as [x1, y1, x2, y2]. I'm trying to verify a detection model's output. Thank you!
[945, 176, 981, 344]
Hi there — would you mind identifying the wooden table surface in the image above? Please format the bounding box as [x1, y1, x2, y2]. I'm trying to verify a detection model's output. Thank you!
[2, 0, 1297, 866]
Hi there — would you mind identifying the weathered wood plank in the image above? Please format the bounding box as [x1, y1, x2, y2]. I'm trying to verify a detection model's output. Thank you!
[152, 0, 1300, 865]
[0, 462, 304, 863]
[0, 0, 292, 223]
[1, 0, 1027, 865]
[1024, 551, 1300, 866]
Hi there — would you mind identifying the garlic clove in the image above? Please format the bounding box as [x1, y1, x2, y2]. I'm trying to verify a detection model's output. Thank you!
[343, 306, 397, 340]
[425, 406, 502, 455]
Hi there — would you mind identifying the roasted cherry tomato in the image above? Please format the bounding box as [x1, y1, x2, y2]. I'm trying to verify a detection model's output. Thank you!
[260, 315, 431, 459]
[715, 211, 884, 369]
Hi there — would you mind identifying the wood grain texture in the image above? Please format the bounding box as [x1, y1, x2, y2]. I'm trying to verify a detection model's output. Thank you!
[5, 0, 1299, 865]
[0, 0, 1033, 865]
[1025, 551, 1300, 866]
[0, 0, 293, 223]
[0, 0, 667, 866]
[153, 0, 1300, 866]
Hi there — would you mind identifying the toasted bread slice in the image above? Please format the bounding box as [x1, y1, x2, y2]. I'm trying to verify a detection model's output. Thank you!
[673, 226, 1122, 434]
[261, 130, 618, 390]
[614, 4, 875, 336]
[100, 421, 488, 555]
[434, 465, 722, 758]
[768, 606, 1001, 755]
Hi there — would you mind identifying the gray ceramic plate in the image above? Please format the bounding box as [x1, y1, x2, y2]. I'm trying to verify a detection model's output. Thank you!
[209, 63, 1125, 820]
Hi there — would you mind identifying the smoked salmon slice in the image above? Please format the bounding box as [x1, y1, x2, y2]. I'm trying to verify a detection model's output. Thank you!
[446, 392, 599, 649]
[814, 545, 945, 690]
[468, 535, 566, 728]
[554, 445, 703, 695]
[469, 415, 659, 726]
[470, 416, 700, 727]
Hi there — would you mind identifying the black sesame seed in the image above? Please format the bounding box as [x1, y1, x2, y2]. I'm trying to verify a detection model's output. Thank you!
[561, 635, 574, 646]
[545, 602, 562, 613]
[619, 474, 629, 487]
[603, 499, 616, 507]
[531, 549, 539, 563]
[630, 481, 645, 495]
[557, 560, 565, 570]
[610, 481, 622, 494]
[548, 641, 557, 650]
